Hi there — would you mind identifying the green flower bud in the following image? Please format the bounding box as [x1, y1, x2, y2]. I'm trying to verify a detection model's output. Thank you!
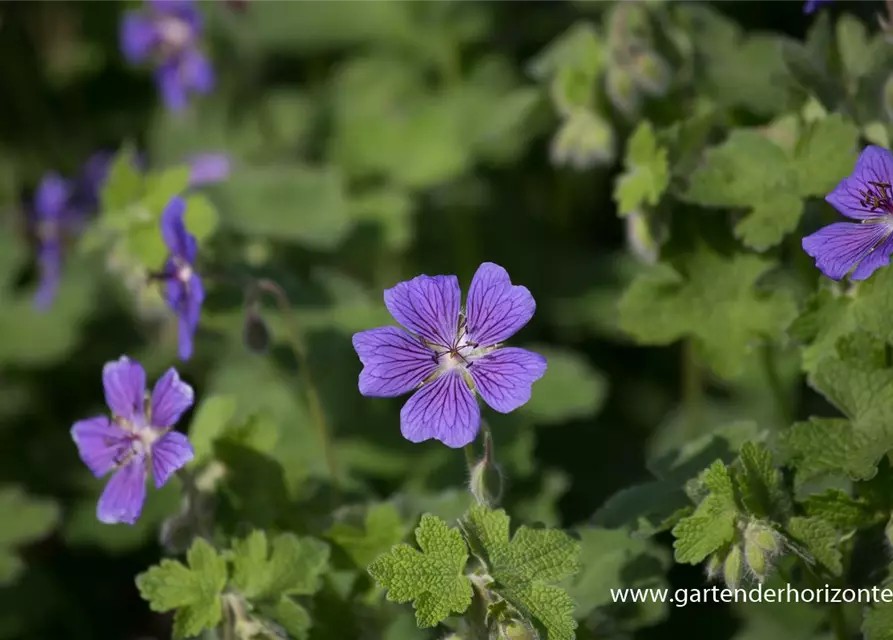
[743, 521, 781, 582]
[494, 618, 538, 640]
[469, 431, 503, 508]
[723, 544, 743, 589]
[550, 109, 615, 169]
[705, 551, 723, 580]
[625, 210, 664, 264]
[629, 51, 670, 96]
[744, 538, 767, 581]
[605, 65, 641, 116]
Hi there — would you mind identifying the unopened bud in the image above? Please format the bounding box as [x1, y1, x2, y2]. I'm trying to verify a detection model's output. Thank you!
[625, 210, 662, 264]
[495, 618, 538, 640]
[243, 308, 271, 354]
[705, 551, 723, 580]
[629, 51, 670, 96]
[550, 109, 615, 169]
[723, 544, 743, 589]
[605, 65, 641, 116]
[469, 431, 503, 508]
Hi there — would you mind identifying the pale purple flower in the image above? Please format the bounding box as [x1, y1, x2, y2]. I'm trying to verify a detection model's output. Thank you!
[120, 0, 214, 111]
[352, 262, 547, 448]
[71, 356, 195, 525]
[188, 153, 230, 186]
[804, 0, 832, 13]
[803, 145, 893, 281]
[159, 196, 204, 360]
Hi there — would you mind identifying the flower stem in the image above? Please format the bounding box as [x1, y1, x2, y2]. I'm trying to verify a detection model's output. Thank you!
[760, 342, 792, 426]
[255, 279, 340, 489]
[464, 443, 477, 472]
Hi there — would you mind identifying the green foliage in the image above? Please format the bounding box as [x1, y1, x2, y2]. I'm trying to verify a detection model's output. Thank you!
[613, 121, 669, 217]
[0, 488, 58, 586]
[136, 539, 229, 639]
[368, 514, 473, 628]
[326, 503, 407, 568]
[672, 461, 738, 564]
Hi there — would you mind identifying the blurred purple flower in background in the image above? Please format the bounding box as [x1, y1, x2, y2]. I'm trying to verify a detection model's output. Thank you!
[71, 356, 194, 525]
[803, 145, 893, 281]
[31, 153, 111, 309]
[159, 196, 204, 360]
[120, 0, 214, 111]
[352, 263, 547, 449]
[804, 0, 832, 13]
[187, 153, 230, 187]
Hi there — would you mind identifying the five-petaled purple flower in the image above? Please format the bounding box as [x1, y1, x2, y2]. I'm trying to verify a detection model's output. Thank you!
[352, 262, 547, 448]
[804, 0, 832, 13]
[71, 356, 195, 525]
[120, 0, 214, 111]
[803, 145, 893, 281]
[160, 196, 204, 360]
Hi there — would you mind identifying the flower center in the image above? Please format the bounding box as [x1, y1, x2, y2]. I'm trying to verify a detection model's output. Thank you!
[858, 181, 893, 214]
[173, 256, 193, 284]
[157, 16, 193, 55]
[112, 416, 164, 466]
[36, 220, 59, 242]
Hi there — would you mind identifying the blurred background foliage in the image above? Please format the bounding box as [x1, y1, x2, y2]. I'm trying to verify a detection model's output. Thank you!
[0, 1, 882, 639]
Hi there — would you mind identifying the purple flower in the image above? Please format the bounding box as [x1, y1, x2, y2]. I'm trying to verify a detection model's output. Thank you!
[352, 262, 547, 448]
[804, 0, 832, 13]
[803, 145, 893, 281]
[160, 196, 204, 360]
[71, 356, 195, 525]
[187, 153, 230, 186]
[120, 0, 214, 111]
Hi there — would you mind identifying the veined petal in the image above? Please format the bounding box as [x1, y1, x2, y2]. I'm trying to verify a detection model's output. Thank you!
[97, 456, 147, 525]
[151, 431, 194, 488]
[120, 12, 158, 64]
[103, 356, 147, 424]
[851, 232, 893, 280]
[175, 274, 204, 361]
[826, 146, 893, 221]
[470, 347, 547, 414]
[802, 221, 893, 280]
[352, 326, 439, 397]
[465, 262, 536, 347]
[71, 416, 131, 477]
[400, 370, 480, 448]
[384, 274, 461, 348]
[150, 368, 194, 428]
[160, 196, 197, 262]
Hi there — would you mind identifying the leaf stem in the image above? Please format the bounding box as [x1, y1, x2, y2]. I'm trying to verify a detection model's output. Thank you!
[255, 279, 340, 490]
[760, 342, 793, 426]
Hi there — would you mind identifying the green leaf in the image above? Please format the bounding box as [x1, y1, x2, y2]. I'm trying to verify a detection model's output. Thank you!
[788, 288, 859, 373]
[231, 531, 330, 601]
[618, 246, 797, 377]
[0, 487, 59, 586]
[528, 21, 604, 81]
[327, 503, 407, 568]
[215, 165, 352, 249]
[549, 108, 615, 169]
[781, 418, 889, 485]
[791, 114, 859, 197]
[734, 442, 787, 520]
[188, 395, 239, 463]
[135, 538, 228, 639]
[837, 14, 872, 78]
[518, 345, 607, 424]
[263, 596, 312, 640]
[100, 146, 143, 214]
[461, 506, 580, 640]
[864, 599, 893, 640]
[802, 489, 880, 530]
[786, 516, 843, 576]
[781, 37, 842, 111]
[614, 122, 669, 216]
[672, 461, 738, 564]
[368, 514, 472, 628]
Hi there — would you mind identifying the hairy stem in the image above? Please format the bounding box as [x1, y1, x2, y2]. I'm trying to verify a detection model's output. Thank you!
[256, 279, 340, 489]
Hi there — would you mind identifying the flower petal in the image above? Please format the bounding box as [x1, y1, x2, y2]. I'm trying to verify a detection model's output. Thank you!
[188, 153, 230, 186]
[97, 456, 147, 525]
[160, 196, 197, 262]
[103, 356, 147, 424]
[176, 274, 204, 361]
[181, 49, 215, 94]
[465, 262, 536, 347]
[120, 12, 158, 64]
[384, 274, 461, 348]
[151, 431, 194, 488]
[34, 240, 62, 311]
[34, 173, 69, 220]
[150, 368, 194, 428]
[851, 232, 893, 280]
[71, 416, 131, 477]
[156, 61, 188, 111]
[826, 146, 893, 221]
[400, 371, 480, 448]
[802, 221, 893, 280]
[352, 326, 439, 397]
[470, 347, 547, 414]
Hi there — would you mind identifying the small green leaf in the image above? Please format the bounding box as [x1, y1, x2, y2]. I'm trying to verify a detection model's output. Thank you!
[188, 395, 239, 463]
[791, 114, 859, 197]
[734, 442, 787, 519]
[802, 489, 880, 530]
[231, 531, 330, 601]
[100, 146, 143, 214]
[787, 516, 843, 576]
[368, 514, 472, 628]
[528, 22, 604, 81]
[0, 487, 59, 586]
[672, 461, 738, 564]
[327, 503, 406, 568]
[836, 14, 872, 78]
[135, 538, 228, 639]
[613, 121, 669, 216]
[461, 505, 580, 640]
[864, 598, 893, 640]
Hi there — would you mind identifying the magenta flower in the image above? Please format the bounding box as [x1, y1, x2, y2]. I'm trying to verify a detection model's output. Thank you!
[803, 146, 893, 281]
[352, 262, 547, 448]
[71, 356, 195, 525]
[120, 0, 214, 111]
[159, 197, 204, 360]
